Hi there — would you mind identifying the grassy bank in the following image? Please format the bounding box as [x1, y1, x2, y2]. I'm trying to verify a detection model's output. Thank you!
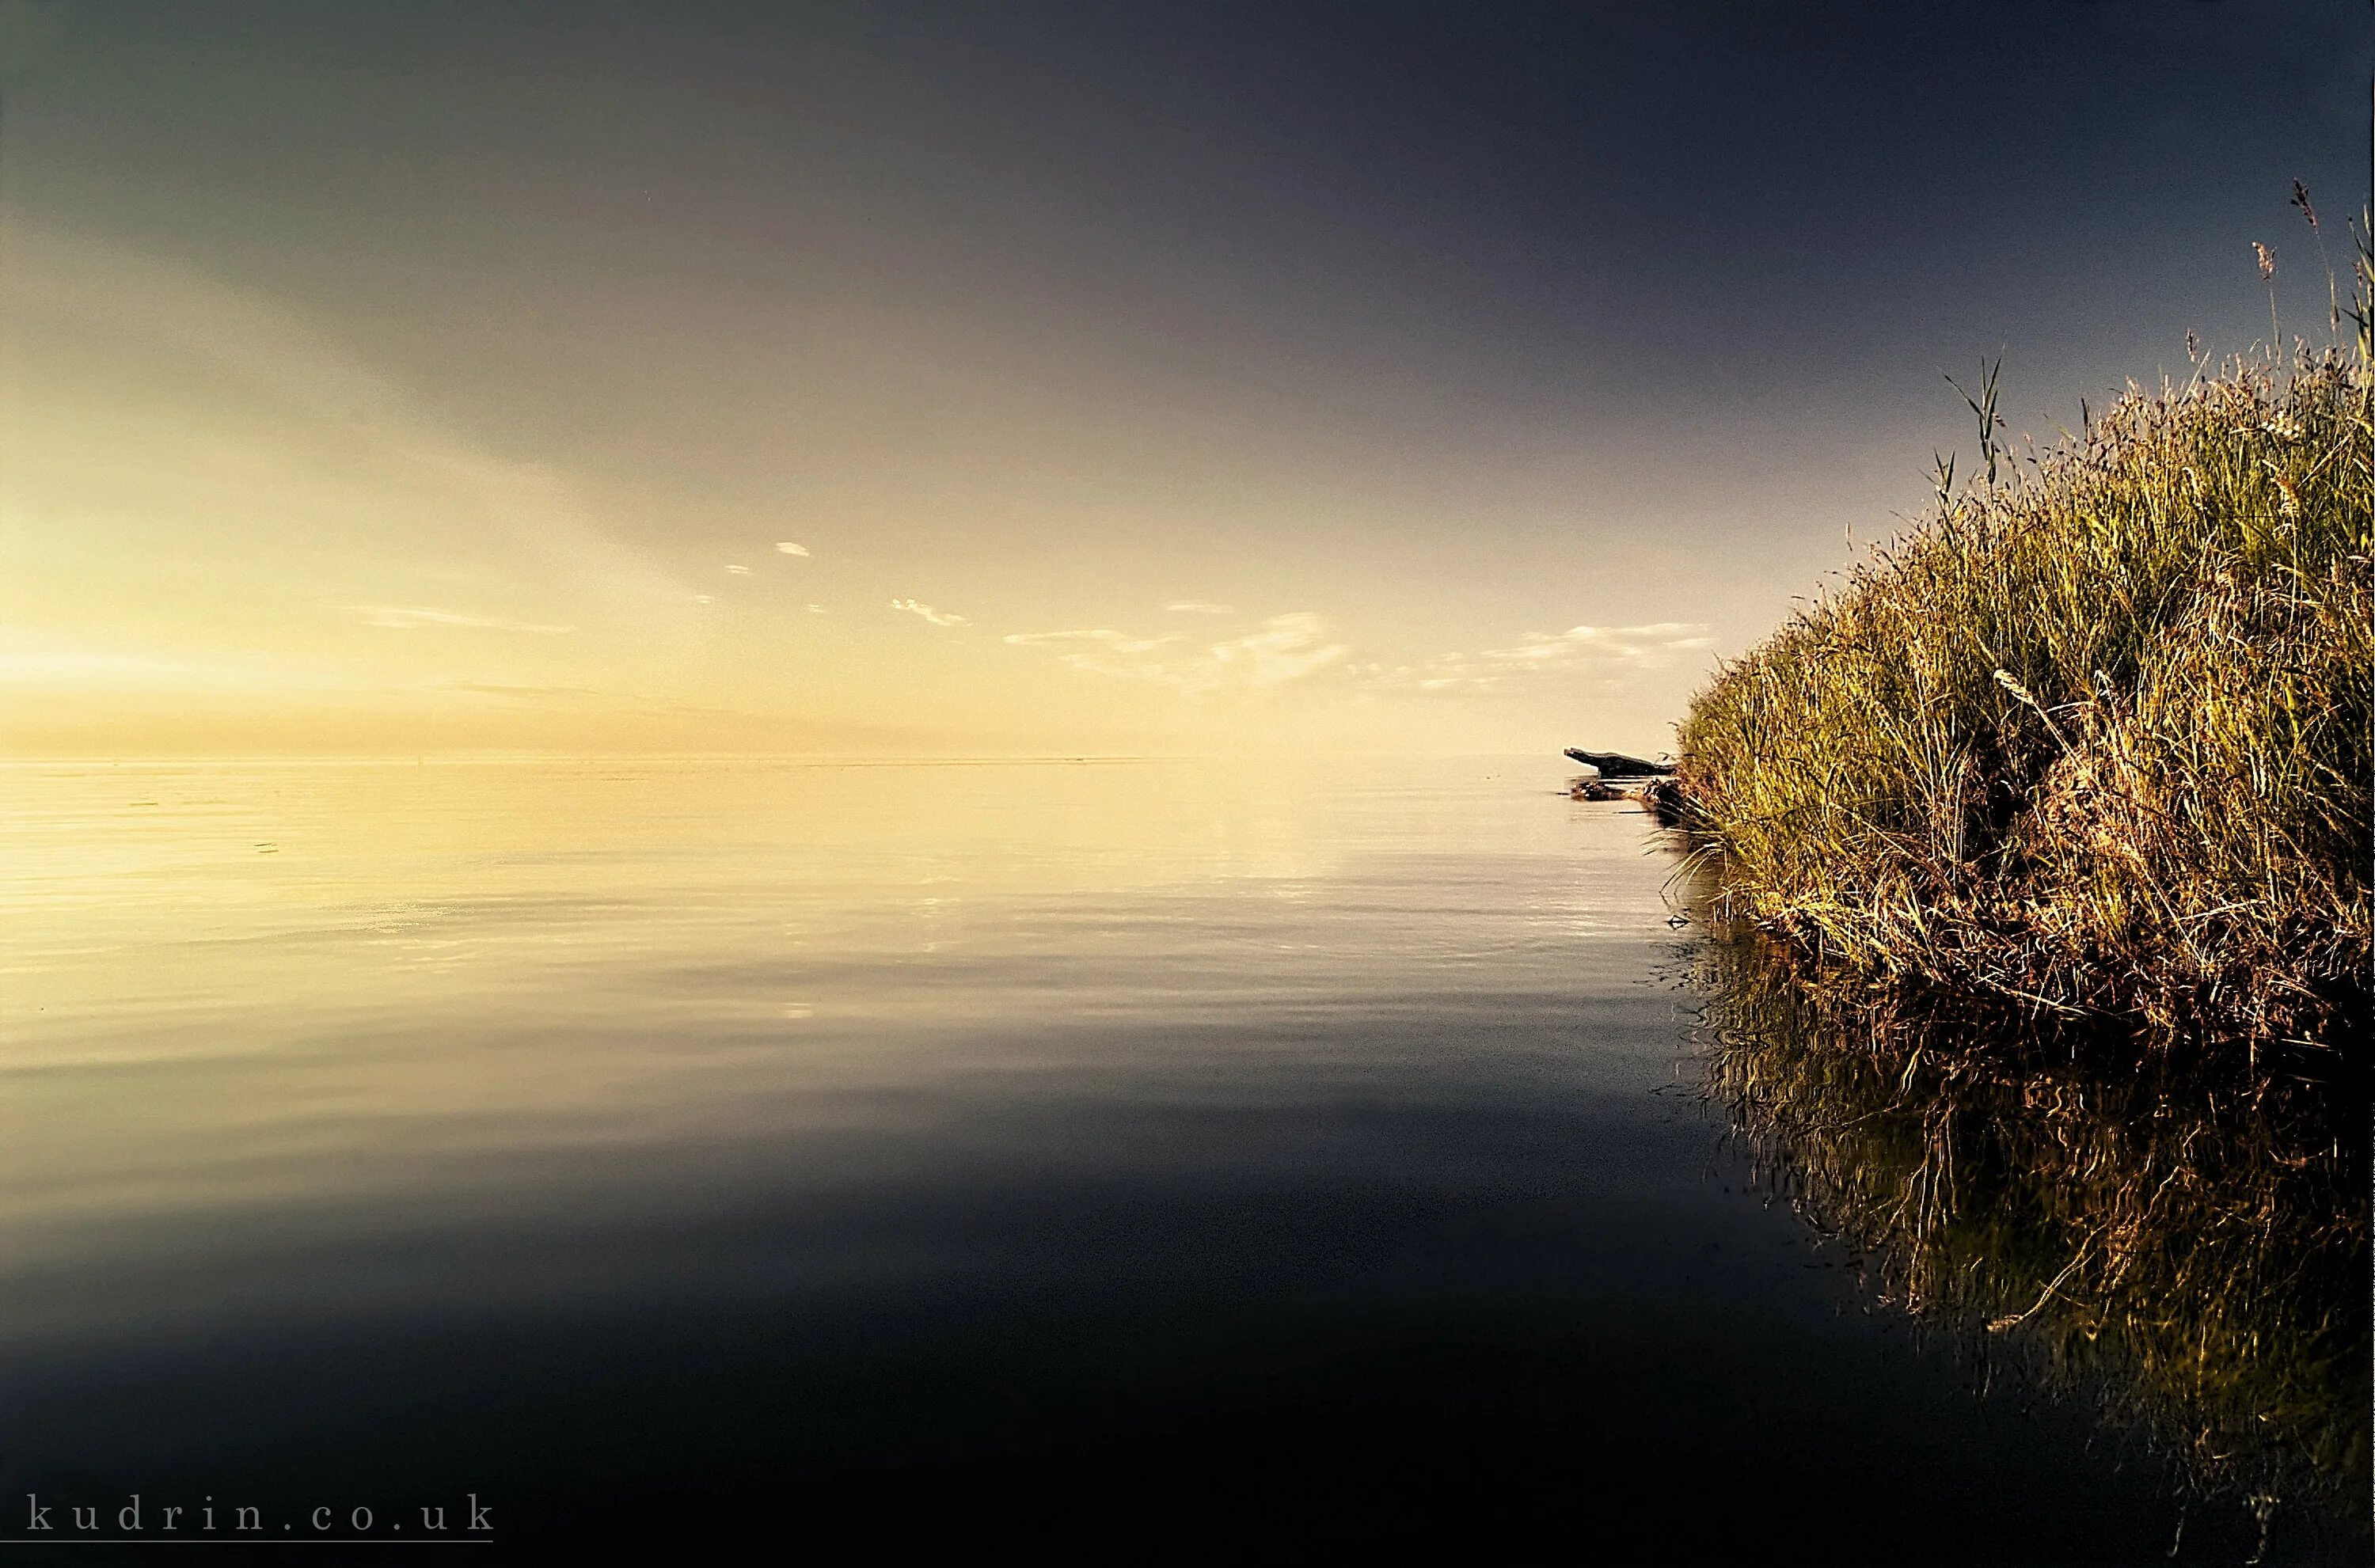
[1674, 351, 2370, 1060]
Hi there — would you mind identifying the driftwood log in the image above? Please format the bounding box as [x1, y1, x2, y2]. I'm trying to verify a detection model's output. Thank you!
[1563, 748, 1676, 779]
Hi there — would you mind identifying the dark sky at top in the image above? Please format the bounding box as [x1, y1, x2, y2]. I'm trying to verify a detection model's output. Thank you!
[2, 1, 2369, 753]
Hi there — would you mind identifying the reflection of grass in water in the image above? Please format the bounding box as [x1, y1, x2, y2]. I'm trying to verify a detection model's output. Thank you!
[1697, 936, 2369, 1536]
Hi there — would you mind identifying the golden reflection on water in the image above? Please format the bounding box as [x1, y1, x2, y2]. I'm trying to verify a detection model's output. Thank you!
[8, 759, 1332, 1034]
[0, 756, 1669, 1322]
[8, 757, 2339, 1558]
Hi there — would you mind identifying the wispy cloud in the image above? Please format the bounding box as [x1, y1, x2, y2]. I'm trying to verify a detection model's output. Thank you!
[1165, 600, 1233, 615]
[348, 605, 576, 634]
[1488, 621, 1713, 666]
[416, 680, 750, 722]
[1005, 613, 1348, 696]
[0, 630, 352, 693]
[1379, 621, 1712, 692]
[891, 598, 967, 627]
[807, 603, 829, 614]
[430, 680, 606, 704]
[1210, 613, 1351, 689]
[13, 223, 699, 635]
[724, 564, 753, 575]
[1003, 628, 1177, 654]
[777, 541, 810, 556]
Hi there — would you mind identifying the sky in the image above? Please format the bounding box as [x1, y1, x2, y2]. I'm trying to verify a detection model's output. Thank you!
[2, 0, 2367, 757]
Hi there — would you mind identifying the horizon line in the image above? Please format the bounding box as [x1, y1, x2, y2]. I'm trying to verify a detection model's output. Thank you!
[0, 748, 1583, 767]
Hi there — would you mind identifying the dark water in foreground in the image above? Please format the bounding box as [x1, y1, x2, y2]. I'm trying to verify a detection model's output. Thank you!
[1, 759, 2358, 1562]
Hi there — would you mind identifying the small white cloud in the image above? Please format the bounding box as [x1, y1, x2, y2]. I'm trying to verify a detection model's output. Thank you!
[724, 564, 754, 575]
[692, 594, 716, 606]
[1165, 600, 1233, 615]
[777, 541, 810, 556]
[348, 605, 575, 634]
[891, 598, 967, 627]
[807, 603, 829, 614]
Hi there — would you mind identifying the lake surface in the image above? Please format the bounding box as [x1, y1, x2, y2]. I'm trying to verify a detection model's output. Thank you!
[0, 757, 2354, 1562]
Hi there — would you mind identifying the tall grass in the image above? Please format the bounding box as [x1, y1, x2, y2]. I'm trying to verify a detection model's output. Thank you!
[1674, 347, 2371, 1058]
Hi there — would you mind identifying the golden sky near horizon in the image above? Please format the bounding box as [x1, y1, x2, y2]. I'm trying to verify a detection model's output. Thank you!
[2, 3, 2356, 758]
[2, 203, 1741, 758]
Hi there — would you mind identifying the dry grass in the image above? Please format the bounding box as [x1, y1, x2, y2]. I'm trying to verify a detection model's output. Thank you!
[1672, 200, 2373, 1545]
[1674, 350, 2371, 1060]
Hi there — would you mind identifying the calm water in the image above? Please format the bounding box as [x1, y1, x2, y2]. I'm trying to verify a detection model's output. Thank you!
[0, 758, 2347, 1562]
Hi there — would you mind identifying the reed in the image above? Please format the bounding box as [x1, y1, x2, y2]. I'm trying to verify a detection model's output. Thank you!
[1674, 341, 2372, 1061]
